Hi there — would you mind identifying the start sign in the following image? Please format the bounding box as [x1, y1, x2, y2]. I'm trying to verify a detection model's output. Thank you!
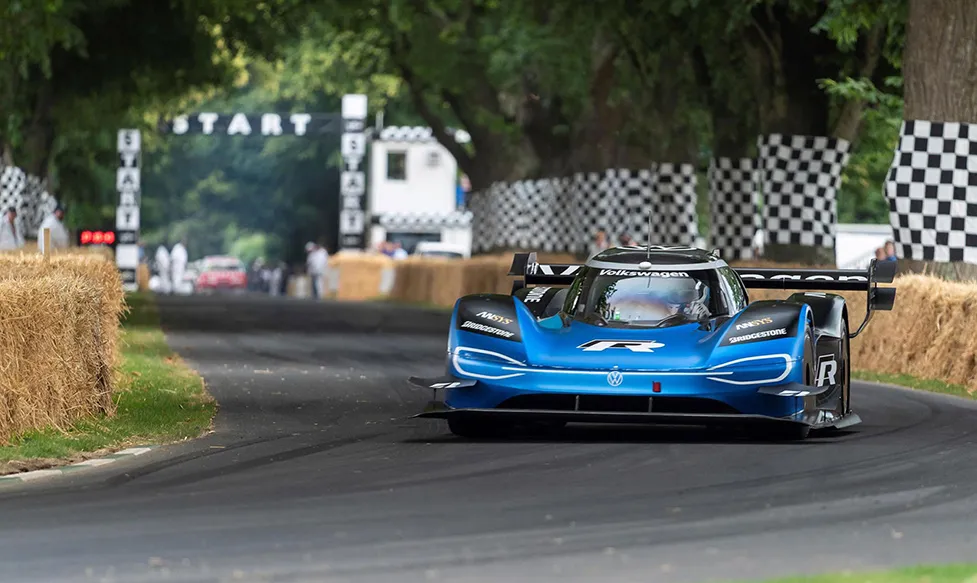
[79, 230, 116, 246]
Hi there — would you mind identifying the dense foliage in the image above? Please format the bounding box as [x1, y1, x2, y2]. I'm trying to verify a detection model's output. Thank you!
[0, 0, 928, 261]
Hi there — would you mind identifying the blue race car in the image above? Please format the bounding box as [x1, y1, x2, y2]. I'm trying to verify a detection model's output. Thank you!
[410, 245, 896, 440]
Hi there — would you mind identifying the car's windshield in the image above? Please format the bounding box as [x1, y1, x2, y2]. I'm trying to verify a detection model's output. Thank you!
[563, 267, 731, 328]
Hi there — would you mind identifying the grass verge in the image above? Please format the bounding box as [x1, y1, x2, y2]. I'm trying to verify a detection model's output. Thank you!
[853, 370, 975, 400]
[0, 292, 215, 474]
[744, 564, 977, 582]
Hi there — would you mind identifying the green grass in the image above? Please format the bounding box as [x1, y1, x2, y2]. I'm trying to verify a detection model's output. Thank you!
[0, 292, 215, 466]
[743, 564, 977, 583]
[854, 370, 975, 400]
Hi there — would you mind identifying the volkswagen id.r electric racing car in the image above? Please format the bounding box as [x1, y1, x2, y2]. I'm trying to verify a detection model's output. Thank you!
[410, 246, 896, 440]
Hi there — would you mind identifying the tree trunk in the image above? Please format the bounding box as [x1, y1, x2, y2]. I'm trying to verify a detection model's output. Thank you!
[832, 21, 886, 142]
[20, 79, 55, 179]
[904, 0, 977, 123]
[743, 5, 845, 266]
[891, 0, 977, 276]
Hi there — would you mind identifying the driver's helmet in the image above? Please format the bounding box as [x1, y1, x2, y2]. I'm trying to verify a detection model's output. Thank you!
[606, 277, 709, 322]
[675, 280, 710, 316]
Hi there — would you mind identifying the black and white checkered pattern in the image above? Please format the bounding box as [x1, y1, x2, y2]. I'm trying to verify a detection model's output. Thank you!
[0, 164, 26, 214]
[0, 163, 57, 238]
[467, 166, 700, 253]
[756, 134, 850, 248]
[376, 210, 473, 231]
[649, 163, 699, 246]
[708, 157, 757, 260]
[885, 120, 977, 263]
[468, 188, 492, 253]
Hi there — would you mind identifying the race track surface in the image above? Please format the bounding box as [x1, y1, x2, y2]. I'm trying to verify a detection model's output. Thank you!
[1, 295, 976, 583]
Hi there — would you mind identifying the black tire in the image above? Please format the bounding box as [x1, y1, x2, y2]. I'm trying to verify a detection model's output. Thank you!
[447, 417, 508, 439]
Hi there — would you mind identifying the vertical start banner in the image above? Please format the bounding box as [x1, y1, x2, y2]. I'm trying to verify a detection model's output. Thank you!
[339, 94, 368, 250]
[116, 129, 141, 292]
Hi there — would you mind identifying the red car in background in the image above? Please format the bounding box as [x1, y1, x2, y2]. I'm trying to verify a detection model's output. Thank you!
[195, 255, 247, 293]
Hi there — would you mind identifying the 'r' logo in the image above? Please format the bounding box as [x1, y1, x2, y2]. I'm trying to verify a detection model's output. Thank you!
[816, 355, 838, 387]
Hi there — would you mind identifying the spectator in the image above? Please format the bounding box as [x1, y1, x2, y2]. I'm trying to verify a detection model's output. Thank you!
[0, 207, 24, 251]
[752, 229, 765, 258]
[305, 241, 329, 299]
[590, 228, 610, 258]
[618, 233, 636, 247]
[269, 261, 284, 296]
[38, 205, 69, 253]
[874, 247, 886, 261]
[170, 238, 188, 293]
[154, 244, 171, 294]
[391, 241, 408, 260]
[883, 240, 898, 261]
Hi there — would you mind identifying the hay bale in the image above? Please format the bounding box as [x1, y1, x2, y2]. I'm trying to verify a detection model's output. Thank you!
[329, 252, 395, 301]
[0, 253, 124, 398]
[0, 273, 111, 442]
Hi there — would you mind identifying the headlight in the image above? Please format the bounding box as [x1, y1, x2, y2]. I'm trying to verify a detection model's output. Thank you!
[450, 346, 528, 381]
[705, 354, 795, 386]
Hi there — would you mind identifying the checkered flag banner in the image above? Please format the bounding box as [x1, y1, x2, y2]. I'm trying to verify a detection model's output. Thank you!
[757, 134, 851, 248]
[468, 188, 492, 253]
[376, 211, 472, 231]
[0, 163, 57, 238]
[467, 166, 700, 253]
[708, 157, 757, 260]
[885, 120, 977, 263]
[648, 163, 699, 247]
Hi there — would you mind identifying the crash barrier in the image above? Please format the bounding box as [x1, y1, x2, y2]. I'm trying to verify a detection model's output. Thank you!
[0, 253, 124, 443]
[324, 254, 977, 393]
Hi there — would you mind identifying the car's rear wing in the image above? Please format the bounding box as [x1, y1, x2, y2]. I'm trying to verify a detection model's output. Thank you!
[508, 252, 896, 337]
[507, 252, 580, 287]
[734, 260, 897, 337]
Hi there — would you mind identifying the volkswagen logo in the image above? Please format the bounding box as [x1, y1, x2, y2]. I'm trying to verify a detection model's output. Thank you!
[606, 370, 624, 387]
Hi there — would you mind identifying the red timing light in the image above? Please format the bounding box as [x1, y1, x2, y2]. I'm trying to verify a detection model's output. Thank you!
[78, 230, 116, 246]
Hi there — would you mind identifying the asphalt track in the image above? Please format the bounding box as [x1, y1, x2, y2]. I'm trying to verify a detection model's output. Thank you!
[1, 295, 977, 583]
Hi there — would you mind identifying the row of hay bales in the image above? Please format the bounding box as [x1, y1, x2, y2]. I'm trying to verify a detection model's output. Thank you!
[327, 252, 977, 393]
[0, 249, 124, 442]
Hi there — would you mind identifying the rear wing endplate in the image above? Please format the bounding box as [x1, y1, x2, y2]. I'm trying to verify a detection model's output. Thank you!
[733, 260, 897, 337]
[508, 252, 581, 286]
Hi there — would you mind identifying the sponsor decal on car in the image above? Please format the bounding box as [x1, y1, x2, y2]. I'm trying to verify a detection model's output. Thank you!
[735, 316, 774, 330]
[524, 287, 551, 303]
[816, 355, 838, 387]
[599, 269, 689, 278]
[578, 340, 665, 353]
[727, 328, 787, 344]
[530, 264, 581, 276]
[461, 320, 515, 338]
[477, 310, 513, 325]
[738, 273, 868, 283]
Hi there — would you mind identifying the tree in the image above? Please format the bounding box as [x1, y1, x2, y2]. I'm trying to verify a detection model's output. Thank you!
[1, 0, 307, 193]
[903, 0, 977, 122]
